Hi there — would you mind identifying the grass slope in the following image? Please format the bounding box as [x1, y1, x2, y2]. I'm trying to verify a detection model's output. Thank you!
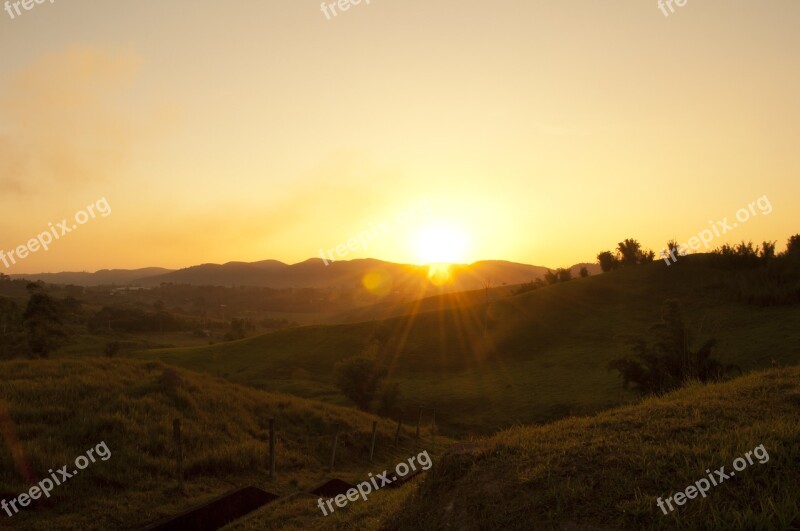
[0, 359, 437, 530]
[389, 367, 800, 530]
[135, 258, 800, 436]
[327, 284, 516, 324]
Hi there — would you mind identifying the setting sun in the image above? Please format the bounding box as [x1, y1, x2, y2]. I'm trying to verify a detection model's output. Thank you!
[414, 222, 471, 265]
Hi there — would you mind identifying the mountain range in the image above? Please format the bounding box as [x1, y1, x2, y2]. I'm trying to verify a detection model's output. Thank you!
[10, 259, 602, 291]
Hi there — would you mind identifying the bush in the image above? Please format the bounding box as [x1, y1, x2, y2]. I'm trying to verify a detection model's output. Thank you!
[608, 300, 739, 395]
[709, 241, 763, 269]
[512, 279, 545, 295]
[333, 356, 386, 410]
[711, 235, 800, 305]
[597, 251, 619, 272]
[23, 291, 65, 358]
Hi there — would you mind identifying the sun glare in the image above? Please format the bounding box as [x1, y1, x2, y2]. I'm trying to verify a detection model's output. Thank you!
[414, 222, 470, 265]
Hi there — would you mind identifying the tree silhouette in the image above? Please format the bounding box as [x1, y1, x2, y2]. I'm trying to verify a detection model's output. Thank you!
[760, 241, 777, 263]
[22, 288, 65, 358]
[334, 356, 387, 410]
[617, 239, 643, 265]
[785, 234, 800, 257]
[597, 251, 619, 272]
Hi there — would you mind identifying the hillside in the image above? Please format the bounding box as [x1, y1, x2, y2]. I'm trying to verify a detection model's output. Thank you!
[135, 257, 800, 436]
[388, 367, 800, 530]
[0, 359, 436, 530]
[327, 283, 518, 324]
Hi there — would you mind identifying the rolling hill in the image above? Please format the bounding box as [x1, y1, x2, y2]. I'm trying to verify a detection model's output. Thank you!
[0, 358, 437, 530]
[134, 256, 800, 436]
[388, 366, 800, 530]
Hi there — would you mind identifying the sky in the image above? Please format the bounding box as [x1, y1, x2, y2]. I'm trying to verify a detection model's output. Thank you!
[1, 0, 798, 273]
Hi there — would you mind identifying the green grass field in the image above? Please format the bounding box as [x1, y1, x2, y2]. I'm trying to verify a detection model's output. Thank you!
[0, 359, 441, 530]
[2, 259, 798, 529]
[132, 258, 800, 436]
[389, 366, 800, 530]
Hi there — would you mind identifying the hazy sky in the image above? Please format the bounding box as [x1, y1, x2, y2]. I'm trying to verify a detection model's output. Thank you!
[1, 0, 798, 273]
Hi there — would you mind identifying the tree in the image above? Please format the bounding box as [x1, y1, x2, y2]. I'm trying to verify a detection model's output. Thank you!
[760, 241, 777, 263]
[334, 356, 386, 410]
[608, 300, 739, 395]
[617, 239, 642, 266]
[597, 251, 619, 272]
[667, 240, 680, 254]
[784, 234, 800, 258]
[544, 269, 559, 285]
[579, 267, 589, 278]
[710, 241, 761, 268]
[638, 249, 656, 263]
[557, 268, 572, 282]
[611, 238, 656, 265]
[22, 289, 65, 358]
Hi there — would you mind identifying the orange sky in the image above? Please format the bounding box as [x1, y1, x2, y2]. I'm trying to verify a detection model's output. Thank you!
[1, 1, 798, 273]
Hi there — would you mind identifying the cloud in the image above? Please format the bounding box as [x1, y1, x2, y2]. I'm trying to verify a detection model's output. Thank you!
[118, 154, 416, 266]
[0, 46, 141, 194]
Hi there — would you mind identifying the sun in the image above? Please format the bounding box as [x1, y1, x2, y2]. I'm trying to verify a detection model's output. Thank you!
[414, 222, 470, 265]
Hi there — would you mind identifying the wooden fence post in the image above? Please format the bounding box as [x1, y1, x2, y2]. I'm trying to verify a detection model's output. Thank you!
[369, 421, 378, 462]
[394, 413, 403, 445]
[173, 418, 184, 493]
[431, 408, 436, 450]
[329, 425, 341, 472]
[269, 417, 276, 479]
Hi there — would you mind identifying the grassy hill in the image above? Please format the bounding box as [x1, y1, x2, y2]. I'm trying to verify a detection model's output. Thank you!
[134, 257, 800, 437]
[387, 366, 800, 530]
[327, 283, 518, 324]
[0, 359, 438, 530]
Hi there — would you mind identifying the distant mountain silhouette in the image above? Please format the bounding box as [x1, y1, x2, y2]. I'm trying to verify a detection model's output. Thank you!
[10, 268, 174, 287]
[11, 259, 602, 291]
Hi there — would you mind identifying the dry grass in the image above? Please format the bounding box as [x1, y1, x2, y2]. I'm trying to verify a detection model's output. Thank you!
[389, 367, 800, 530]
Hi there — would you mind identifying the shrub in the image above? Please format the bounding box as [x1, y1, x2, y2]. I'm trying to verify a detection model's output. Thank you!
[334, 356, 386, 410]
[597, 251, 619, 272]
[608, 300, 739, 395]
